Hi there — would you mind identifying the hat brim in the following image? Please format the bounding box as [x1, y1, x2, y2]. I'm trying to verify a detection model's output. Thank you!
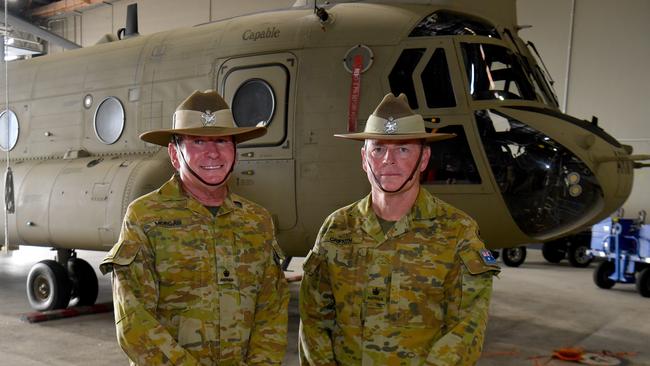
[140, 126, 267, 146]
[334, 132, 456, 142]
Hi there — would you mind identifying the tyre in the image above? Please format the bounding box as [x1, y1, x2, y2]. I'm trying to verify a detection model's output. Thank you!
[501, 246, 527, 267]
[26, 260, 72, 311]
[636, 267, 650, 298]
[593, 261, 616, 289]
[542, 242, 565, 263]
[567, 239, 593, 268]
[68, 257, 99, 307]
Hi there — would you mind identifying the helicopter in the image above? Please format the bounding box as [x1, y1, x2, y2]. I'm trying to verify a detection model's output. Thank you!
[1, 0, 647, 310]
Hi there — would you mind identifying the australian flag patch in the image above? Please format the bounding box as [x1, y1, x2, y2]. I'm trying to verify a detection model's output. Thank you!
[480, 249, 497, 265]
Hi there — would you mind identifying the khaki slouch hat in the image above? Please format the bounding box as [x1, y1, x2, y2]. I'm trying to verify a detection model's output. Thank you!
[140, 90, 267, 146]
[335, 93, 454, 142]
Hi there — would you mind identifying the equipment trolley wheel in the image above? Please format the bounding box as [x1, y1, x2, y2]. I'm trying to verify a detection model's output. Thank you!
[593, 261, 616, 289]
[636, 268, 650, 298]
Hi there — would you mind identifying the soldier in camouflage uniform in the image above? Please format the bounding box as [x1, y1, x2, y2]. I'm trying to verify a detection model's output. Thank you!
[100, 90, 289, 365]
[299, 93, 500, 366]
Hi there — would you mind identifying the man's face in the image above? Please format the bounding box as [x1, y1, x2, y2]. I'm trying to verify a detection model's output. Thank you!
[168, 135, 236, 189]
[361, 139, 430, 193]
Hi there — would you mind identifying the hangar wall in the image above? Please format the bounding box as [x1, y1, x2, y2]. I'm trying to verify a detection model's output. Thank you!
[47, 0, 650, 217]
[518, 0, 650, 216]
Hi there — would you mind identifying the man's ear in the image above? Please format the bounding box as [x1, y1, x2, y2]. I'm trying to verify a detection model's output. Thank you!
[361, 146, 368, 173]
[419, 145, 431, 172]
[168, 142, 181, 170]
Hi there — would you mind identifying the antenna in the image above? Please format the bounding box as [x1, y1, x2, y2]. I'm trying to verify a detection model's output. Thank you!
[117, 3, 140, 40]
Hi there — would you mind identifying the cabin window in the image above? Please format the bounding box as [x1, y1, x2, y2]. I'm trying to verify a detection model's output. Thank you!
[232, 79, 276, 128]
[475, 109, 603, 237]
[94, 97, 125, 145]
[421, 48, 456, 108]
[0, 109, 19, 151]
[389, 48, 425, 109]
[409, 11, 500, 38]
[461, 43, 536, 102]
[421, 125, 481, 185]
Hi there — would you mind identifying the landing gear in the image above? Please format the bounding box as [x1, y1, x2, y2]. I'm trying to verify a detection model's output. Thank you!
[68, 257, 99, 307]
[542, 242, 565, 263]
[25, 249, 99, 311]
[501, 246, 527, 267]
[26, 259, 72, 311]
[567, 239, 593, 268]
[542, 232, 593, 267]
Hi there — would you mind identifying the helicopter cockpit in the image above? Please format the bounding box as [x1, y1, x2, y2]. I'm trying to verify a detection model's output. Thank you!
[394, 10, 622, 240]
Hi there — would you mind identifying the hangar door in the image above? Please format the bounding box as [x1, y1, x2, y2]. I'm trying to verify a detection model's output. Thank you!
[217, 53, 296, 231]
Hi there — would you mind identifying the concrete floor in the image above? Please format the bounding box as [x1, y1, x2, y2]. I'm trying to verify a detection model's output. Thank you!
[1, 247, 648, 365]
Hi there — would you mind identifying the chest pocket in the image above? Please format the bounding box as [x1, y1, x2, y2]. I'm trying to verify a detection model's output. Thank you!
[390, 243, 447, 328]
[148, 222, 210, 309]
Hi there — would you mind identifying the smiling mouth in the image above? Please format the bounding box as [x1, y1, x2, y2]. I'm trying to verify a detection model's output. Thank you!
[200, 164, 225, 170]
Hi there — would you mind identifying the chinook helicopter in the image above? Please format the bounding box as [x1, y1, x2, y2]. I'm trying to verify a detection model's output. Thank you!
[1, 0, 647, 310]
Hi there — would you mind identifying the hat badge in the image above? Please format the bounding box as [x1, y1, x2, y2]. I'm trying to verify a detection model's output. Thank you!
[384, 117, 397, 134]
[201, 110, 217, 126]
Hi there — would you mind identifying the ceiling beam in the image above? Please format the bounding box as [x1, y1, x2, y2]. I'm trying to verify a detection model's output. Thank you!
[0, 10, 80, 49]
[29, 0, 106, 18]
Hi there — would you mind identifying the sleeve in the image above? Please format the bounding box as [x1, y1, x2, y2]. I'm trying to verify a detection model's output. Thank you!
[104, 213, 199, 366]
[246, 236, 290, 365]
[424, 222, 500, 366]
[298, 220, 337, 366]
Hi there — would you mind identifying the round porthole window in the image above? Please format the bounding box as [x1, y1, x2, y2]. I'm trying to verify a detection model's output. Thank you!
[94, 97, 125, 144]
[0, 109, 19, 151]
[232, 79, 275, 128]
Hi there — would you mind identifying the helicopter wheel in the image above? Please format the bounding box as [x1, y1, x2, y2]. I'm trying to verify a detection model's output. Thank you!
[501, 246, 527, 267]
[567, 238, 593, 268]
[68, 257, 99, 307]
[542, 241, 565, 263]
[26, 260, 72, 311]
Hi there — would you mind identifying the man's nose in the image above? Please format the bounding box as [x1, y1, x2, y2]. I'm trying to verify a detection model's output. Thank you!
[382, 148, 396, 164]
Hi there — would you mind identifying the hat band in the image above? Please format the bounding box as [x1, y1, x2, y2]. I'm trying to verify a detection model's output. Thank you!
[172, 109, 235, 129]
[364, 114, 425, 135]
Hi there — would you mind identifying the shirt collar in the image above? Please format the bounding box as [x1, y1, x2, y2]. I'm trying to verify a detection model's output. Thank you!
[354, 188, 438, 243]
[158, 174, 236, 216]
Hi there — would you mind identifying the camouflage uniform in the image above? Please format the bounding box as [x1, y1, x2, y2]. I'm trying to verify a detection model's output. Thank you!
[299, 188, 500, 366]
[100, 175, 289, 366]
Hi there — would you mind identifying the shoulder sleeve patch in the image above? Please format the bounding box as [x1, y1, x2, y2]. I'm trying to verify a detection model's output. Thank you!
[99, 240, 142, 275]
[460, 249, 500, 275]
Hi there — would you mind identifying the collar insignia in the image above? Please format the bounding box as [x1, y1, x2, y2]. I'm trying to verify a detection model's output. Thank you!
[384, 117, 397, 134]
[201, 110, 217, 126]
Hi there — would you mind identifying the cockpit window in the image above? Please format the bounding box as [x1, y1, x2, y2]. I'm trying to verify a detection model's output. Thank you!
[461, 43, 537, 102]
[421, 48, 456, 108]
[389, 49, 425, 109]
[421, 125, 481, 185]
[475, 109, 603, 238]
[409, 11, 500, 38]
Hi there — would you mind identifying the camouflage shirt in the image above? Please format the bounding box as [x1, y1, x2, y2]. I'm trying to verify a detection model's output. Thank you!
[100, 175, 289, 366]
[299, 188, 500, 366]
